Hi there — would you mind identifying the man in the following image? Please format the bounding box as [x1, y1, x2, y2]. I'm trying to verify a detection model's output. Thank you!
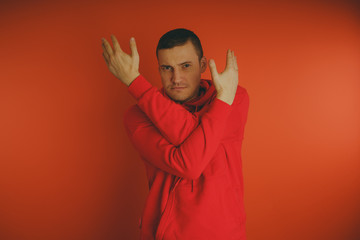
[101, 28, 249, 240]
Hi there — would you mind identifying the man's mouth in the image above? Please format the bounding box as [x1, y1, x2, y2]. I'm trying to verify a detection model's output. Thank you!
[172, 87, 186, 90]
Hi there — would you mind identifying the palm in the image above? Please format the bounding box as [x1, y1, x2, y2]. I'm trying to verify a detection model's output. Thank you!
[110, 51, 139, 78]
[101, 35, 140, 86]
[209, 50, 238, 105]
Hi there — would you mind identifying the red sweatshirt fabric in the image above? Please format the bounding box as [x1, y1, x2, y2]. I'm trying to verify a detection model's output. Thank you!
[123, 74, 249, 240]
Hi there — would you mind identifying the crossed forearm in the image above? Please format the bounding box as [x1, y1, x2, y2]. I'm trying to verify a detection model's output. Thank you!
[127, 74, 202, 145]
[124, 97, 232, 179]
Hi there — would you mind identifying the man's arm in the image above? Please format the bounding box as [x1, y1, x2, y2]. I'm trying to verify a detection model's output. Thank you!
[123, 97, 232, 180]
[127, 74, 201, 146]
[124, 88, 249, 179]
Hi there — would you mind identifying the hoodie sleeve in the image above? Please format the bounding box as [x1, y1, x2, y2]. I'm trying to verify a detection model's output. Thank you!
[123, 97, 232, 180]
[127, 74, 199, 146]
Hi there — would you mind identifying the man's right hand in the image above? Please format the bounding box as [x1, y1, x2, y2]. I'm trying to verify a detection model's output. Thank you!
[101, 35, 140, 87]
[208, 50, 239, 105]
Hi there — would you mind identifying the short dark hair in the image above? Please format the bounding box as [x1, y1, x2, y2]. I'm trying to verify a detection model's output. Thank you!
[156, 28, 203, 61]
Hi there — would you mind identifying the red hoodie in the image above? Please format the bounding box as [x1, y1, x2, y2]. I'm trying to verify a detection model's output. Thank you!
[123, 74, 249, 240]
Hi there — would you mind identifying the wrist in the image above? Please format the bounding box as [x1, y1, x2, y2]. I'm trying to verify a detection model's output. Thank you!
[124, 72, 140, 87]
[216, 95, 232, 106]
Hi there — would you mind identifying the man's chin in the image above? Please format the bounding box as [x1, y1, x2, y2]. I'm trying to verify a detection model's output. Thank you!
[168, 94, 188, 104]
[172, 97, 186, 104]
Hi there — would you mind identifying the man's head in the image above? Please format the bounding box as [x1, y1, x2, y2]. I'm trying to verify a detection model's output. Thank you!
[156, 28, 207, 104]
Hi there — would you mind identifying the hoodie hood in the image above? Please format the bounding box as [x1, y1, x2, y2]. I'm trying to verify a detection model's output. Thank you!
[160, 79, 217, 113]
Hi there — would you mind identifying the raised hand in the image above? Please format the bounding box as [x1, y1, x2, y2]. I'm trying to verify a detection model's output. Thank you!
[101, 34, 140, 86]
[208, 49, 238, 105]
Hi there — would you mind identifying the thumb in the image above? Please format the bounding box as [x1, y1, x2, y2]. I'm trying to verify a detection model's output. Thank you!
[130, 37, 139, 58]
[208, 59, 219, 81]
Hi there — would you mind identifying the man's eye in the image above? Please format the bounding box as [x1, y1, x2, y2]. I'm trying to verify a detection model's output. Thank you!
[162, 66, 171, 71]
[183, 64, 191, 68]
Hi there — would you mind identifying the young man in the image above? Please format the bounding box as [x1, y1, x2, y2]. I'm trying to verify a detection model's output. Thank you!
[101, 28, 249, 240]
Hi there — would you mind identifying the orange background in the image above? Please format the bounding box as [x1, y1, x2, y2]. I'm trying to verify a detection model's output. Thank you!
[0, 0, 359, 239]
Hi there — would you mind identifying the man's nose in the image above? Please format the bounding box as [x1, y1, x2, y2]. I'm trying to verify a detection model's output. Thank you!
[171, 68, 182, 84]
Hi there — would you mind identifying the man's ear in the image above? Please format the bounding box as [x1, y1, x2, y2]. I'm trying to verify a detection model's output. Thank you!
[200, 56, 207, 73]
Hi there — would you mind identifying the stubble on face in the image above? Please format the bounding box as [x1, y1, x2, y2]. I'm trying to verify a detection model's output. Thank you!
[171, 82, 201, 104]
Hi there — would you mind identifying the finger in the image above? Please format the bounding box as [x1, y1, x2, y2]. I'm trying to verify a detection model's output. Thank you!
[225, 49, 234, 70]
[234, 55, 238, 71]
[102, 52, 109, 66]
[130, 37, 139, 58]
[209, 59, 219, 80]
[111, 34, 122, 53]
[101, 43, 110, 58]
[232, 51, 237, 70]
[231, 51, 236, 69]
[102, 37, 114, 56]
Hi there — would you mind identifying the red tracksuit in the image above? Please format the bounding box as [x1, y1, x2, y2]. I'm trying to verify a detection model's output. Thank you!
[123, 74, 249, 240]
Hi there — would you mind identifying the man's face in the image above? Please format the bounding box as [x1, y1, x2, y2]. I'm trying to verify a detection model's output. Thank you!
[157, 40, 207, 104]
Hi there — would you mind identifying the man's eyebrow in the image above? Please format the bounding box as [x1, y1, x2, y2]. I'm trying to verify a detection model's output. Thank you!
[160, 61, 193, 67]
[160, 64, 172, 67]
[178, 61, 192, 65]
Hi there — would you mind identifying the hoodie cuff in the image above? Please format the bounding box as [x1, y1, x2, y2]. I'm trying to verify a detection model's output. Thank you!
[128, 75, 153, 100]
[206, 98, 232, 120]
